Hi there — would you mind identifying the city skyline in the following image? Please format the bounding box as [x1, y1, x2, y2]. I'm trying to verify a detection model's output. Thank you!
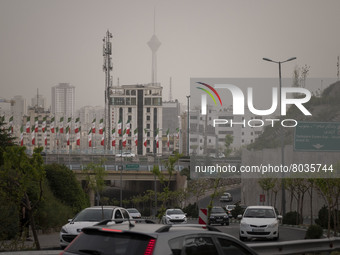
[1, 0, 340, 109]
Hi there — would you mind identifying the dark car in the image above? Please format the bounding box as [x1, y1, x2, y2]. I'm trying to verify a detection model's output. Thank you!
[209, 206, 230, 226]
[60, 221, 258, 255]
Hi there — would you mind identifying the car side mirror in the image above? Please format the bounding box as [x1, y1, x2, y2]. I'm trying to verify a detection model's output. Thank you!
[68, 219, 72, 223]
[277, 215, 283, 220]
[237, 214, 242, 220]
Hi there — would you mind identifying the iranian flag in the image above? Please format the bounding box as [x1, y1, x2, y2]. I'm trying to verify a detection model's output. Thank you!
[122, 129, 127, 147]
[66, 126, 70, 146]
[118, 120, 122, 135]
[92, 118, 96, 133]
[176, 127, 180, 139]
[34, 117, 39, 133]
[88, 130, 92, 147]
[166, 128, 170, 148]
[126, 120, 131, 135]
[111, 128, 116, 147]
[101, 128, 105, 146]
[31, 126, 35, 145]
[133, 128, 138, 146]
[99, 118, 104, 134]
[50, 117, 55, 133]
[76, 127, 81, 146]
[44, 131, 47, 146]
[67, 117, 72, 131]
[59, 117, 64, 133]
[143, 128, 147, 147]
[26, 117, 31, 133]
[42, 117, 47, 133]
[74, 117, 80, 133]
[20, 126, 24, 146]
[9, 116, 13, 134]
[155, 128, 159, 148]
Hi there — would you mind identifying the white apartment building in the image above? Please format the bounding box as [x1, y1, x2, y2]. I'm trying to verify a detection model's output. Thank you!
[108, 83, 163, 156]
[51, 83, 75, 118]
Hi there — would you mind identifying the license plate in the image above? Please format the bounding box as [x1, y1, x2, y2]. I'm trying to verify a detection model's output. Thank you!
[216, 219, 222, 221]
[252, 228, 264, 232]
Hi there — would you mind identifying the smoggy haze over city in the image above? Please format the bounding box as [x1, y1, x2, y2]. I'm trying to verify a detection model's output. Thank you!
[1, 0, 340, 110]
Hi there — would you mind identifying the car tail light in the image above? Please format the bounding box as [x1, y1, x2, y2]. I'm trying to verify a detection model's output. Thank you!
[144, 238, 156, 255]
[101, 228, 123, 232]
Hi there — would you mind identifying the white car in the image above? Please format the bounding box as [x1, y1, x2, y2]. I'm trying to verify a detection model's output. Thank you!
[239, 205, 281, 241]
[126, 208, 142, 220]
[162, 208, 187, 224]
[60, 206, 132, 249]
[116, 152, 136, 157]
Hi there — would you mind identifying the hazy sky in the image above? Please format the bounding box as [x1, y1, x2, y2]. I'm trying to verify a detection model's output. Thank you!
[1, 0, 340, 110]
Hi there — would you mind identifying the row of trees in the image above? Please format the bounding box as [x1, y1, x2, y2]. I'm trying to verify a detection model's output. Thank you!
[258, 171, 340, 237]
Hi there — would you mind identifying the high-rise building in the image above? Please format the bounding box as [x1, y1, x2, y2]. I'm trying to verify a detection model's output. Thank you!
[162, 100, 181, 154]
[31, 93, 46, 110]
[11, 95, 27, 125]
[51, 83, 75, 118]
[108, 83, 163, 156]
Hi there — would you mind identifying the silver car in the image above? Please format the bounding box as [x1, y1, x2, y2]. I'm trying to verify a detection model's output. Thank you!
[162, 208, 187, 224]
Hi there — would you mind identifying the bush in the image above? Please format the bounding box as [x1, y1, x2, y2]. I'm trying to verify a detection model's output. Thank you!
[305, 224, 323, 239]
[35, 180, 74, 231]
[0, 200, 19, 240]
[45, 164, 89, 213]
[283, 211, 300, 225]
[183, 203, 198, 218]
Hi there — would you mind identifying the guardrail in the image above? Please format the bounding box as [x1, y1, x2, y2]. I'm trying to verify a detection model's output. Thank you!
[248, 238, 340, 255]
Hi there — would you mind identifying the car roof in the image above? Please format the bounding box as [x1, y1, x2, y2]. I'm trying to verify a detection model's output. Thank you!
[246, 205, 274, 209]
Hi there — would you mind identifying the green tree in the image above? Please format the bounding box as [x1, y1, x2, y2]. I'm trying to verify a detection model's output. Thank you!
[82, 160, 107, 206]
[0, 146, 45, 249]
[224, 134, 234, 157]
[0, 117, 15, 166]
[45, 164, 89, 213]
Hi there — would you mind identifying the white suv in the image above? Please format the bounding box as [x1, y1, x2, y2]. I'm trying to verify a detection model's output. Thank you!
[239, 206, 281, 241]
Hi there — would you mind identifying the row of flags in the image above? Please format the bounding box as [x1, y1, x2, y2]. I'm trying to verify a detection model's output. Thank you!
[1, 116, 181, 149]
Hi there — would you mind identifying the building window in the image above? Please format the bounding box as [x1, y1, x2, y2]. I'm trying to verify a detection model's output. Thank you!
[147, 107, 150, 113]
[147, 124, 150, 129]
[146, 115, 150, 121]
[128, 107, 132, 113]
[131, 90, 136, 96]
[145, 98, 152, 105]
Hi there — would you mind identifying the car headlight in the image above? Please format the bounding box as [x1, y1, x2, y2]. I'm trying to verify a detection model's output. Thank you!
[61, 227, 68, 234]
[269, 221, 278, 228]
[240, 222, 249, 227]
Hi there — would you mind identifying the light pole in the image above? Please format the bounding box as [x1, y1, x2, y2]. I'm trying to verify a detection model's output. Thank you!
[263, 57, 296, 216]
[186, 95, 190, 156]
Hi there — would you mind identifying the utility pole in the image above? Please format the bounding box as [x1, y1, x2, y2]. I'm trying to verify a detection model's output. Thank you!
[103, 30, 113, 151]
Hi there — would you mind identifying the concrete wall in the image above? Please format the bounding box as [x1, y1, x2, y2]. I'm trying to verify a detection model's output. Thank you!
[241, 145, 340, 218]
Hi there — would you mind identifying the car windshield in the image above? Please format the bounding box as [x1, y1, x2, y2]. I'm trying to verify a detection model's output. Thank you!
[73, 208, 113, 222]
[244, 208, 275, 218]
[227, 205, 235, 210]
[211, 207, 225, 213]
[128, 209, 139, 213]
[167, 209, 184, 215]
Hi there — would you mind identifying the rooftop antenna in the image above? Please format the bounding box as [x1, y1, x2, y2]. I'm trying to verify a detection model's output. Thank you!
[169, 77, 172, 101]
[103, 30, 113, 150]
[147, 7, 161, 86]
[337, 55, 339, 81]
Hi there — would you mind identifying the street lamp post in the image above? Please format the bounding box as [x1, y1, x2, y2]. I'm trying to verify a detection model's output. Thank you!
[186, 95, 190, 156]
[263, 57, 296, 216]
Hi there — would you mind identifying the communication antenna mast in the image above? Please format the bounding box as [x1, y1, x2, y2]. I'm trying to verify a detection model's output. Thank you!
[103, 30, 113, 150]
[337, 56, 339, 81]
[169, 77, 172, 101]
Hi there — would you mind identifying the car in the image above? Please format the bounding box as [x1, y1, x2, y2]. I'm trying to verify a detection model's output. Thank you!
[126, 208, 142, 220]
[238, 205, 282, 241]
[59, 206, 132, 249]
[162, 208, 187, 224]
[208, 206, 230, 226]
[60, 223, 258, 255]
[116, 152, 136, 157]
[219, 192, 233, 202]
[225, 204, 236, 217]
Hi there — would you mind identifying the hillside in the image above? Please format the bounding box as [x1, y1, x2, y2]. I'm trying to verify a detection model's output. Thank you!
[248, 81, 340, 150]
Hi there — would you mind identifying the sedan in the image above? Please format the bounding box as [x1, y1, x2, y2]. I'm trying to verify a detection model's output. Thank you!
[209, 206, 229, 226]
[162, 208, 187, 224]
[239, 205, 282, 241]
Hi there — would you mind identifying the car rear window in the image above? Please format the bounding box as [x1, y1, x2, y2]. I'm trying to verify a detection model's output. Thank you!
[65, 231, 155, 255]
[74, 209, 113, 222]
